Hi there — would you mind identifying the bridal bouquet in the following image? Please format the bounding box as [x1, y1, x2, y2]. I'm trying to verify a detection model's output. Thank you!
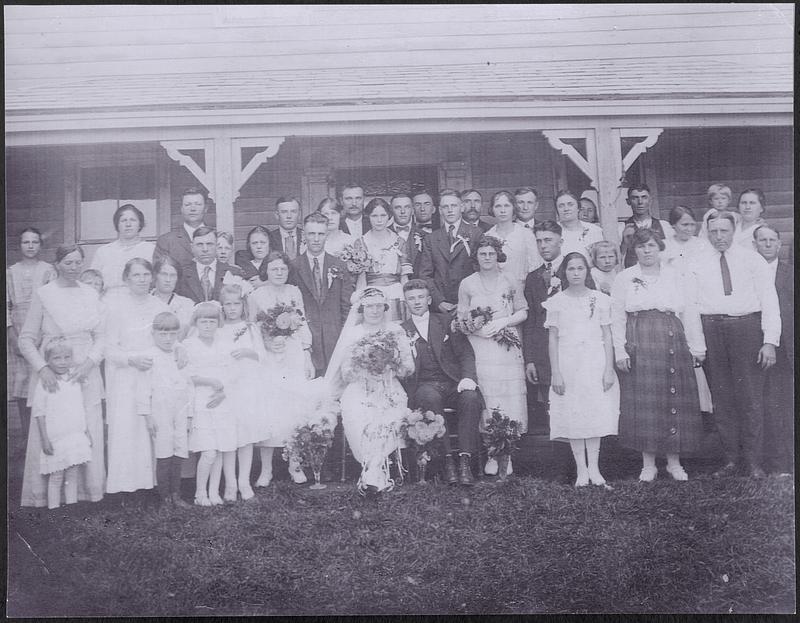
[340, 243, 376, 274]
[452, 306, 522, 351]
[283, 416, 336, 489]
[401, 409, 447, 484]
[350, 330, 403, 376]
[483, 407, 521, 480]
[258, 302, 305, 337]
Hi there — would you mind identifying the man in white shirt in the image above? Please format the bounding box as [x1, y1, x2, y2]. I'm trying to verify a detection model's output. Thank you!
[401, 279, 482, 486]
[176, 226, 242, 303]
[339, 184, 370, 237]
[694, 212, 779, 479]
[620, 185, 674, 267]
[514, 187, 539, 232]
[155, 187, 208, 267]
[267, 197, 305, 260]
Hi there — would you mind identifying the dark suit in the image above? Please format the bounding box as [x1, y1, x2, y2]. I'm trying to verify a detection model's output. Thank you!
[340, 215, 371, 237]
[155, 226, 199, 267]
[390, 224, 428, 276]
[267, 226, 304, 258]
[417, 221, 482, 310]
[175, 261, 243, 304]
[234, 254, 269, 283]
[289, 252, 355, 375]
[621, 216, 669, 268]
[467, 218, 493, 232]
[401, 313, 483, 454]
[522, 261, 560, 386]
[763, 259, 794, 473]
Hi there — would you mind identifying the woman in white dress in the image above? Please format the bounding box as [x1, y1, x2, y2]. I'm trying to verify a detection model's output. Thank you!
[352, 198, 412, 321]
[7, 227, 57, 438]
[104, 258, 169, 495]
[90, 204, 155, 301]
[456, 235, 528, 475]
[247, 251, 314, 485]
[734, 188, 768, 250]
[485, 190, 542, 292]
[19, 244, 106, 506]
[326, 288, 414, 496]
[556, 190, 605, 262]
[151, 256, 195, 339]
[318, 198, 354, 258]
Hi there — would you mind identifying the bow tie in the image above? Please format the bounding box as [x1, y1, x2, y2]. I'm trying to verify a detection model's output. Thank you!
[396, 225, 410, 233]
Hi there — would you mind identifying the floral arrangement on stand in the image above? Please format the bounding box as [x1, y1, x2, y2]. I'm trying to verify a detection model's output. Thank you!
[400, 409, 447, 484]
[452, 306, 522, 351]
[483, 407, 521, 481]
[257, 302, 305, 337]
[283, 415, 336, 490]
[340, 243, 376, 275]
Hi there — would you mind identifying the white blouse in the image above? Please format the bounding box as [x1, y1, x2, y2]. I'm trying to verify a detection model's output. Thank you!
[558, 222, 605, 262]
[610, 263, 705, 359]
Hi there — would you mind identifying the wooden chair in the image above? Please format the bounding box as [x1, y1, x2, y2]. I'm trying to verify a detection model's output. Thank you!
[443, 407, 483, 480]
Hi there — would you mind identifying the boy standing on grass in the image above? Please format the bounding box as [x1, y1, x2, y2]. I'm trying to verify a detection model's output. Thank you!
[135, 312, 194, 508]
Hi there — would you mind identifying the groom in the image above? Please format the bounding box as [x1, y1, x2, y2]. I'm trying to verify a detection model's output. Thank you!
[289, 212, 355, 376]
[401, 279, 483, 486]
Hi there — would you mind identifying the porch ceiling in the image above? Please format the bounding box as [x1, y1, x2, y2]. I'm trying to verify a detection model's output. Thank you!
[6, 55, 791, 116]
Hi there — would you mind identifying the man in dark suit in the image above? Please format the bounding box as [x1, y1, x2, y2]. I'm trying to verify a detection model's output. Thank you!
[460, 189, 492, 232]
[176, 226, 243, 303]
[155, 187, 209, 267]
[289, 212, 355, 376]
[389, 192, 427, 275]
[514, 187, 539, 233]
[522, 221, 564, 389]
[754, 224, 794, 475]
[412, 190, 441, 233]
[402, 279, 482, 486]
[267, 196, 305, 260]
[417, 189, 482, 316]
[339, 184, 371, 237]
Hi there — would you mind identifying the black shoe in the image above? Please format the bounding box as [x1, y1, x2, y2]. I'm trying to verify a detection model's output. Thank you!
[748, 465, 766, 479]
[443, 455, 458, 486]
[362, 485, 380, 500]
[712, 462, 737, 478]
[458, 454, 475, 487]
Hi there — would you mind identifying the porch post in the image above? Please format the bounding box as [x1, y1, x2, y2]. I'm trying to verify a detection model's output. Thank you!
[593, 125, 624, 245]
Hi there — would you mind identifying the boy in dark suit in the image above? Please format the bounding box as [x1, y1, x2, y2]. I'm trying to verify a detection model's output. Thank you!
[176, 226, 243, 303]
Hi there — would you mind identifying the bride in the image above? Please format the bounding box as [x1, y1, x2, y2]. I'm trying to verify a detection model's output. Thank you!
[325, 288, 414, 496]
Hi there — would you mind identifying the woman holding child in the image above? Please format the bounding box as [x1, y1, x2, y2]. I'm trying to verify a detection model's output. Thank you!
[19, 244, 106, 507]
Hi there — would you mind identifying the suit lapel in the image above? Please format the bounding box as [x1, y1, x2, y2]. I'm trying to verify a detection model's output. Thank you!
[428, 314, 444, 363]
[185, 265, 204, 302]
[401, 319, 420, 383]
[298, 253, 320, 303]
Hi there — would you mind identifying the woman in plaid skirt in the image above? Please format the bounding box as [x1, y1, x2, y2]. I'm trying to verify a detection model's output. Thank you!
[610, 229, 706, 482]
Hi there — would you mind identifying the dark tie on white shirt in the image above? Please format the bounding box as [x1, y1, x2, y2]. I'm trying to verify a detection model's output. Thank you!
[201, 265, 212, 301]
[285, 233, 296, 259]
[720, 251, 733, 296]
[313, 256, 323, 298]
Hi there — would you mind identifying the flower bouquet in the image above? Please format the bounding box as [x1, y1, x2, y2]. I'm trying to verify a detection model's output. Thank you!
[350, 330, 403, 376]
[283, 416, 336, 489]
[340, 243, 376, 275]
[400, 409, 446, 484]
[452, 306, 522, 351]
[258, 302, 305, 337]
[483, 407, 521, 481]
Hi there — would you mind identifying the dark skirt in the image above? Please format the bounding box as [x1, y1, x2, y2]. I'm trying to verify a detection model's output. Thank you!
[618, 310, 702, 455]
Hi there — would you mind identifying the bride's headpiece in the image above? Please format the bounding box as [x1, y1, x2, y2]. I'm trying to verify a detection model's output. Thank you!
[357, 287, 388, 312]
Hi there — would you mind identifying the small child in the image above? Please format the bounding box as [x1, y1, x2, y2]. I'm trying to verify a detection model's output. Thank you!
[589, 241, 621, 296]
[216, 284, 266, 501]
[33, 338, 93, 509]
[183, 302, 237, 506]
[135, 312, 194, 508]
[79, 269, 104, 296]
[543, 252, 619, 489]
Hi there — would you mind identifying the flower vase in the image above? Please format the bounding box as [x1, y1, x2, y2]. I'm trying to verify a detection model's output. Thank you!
[417, 460, 428, 485]
[497, 454, 510, 481]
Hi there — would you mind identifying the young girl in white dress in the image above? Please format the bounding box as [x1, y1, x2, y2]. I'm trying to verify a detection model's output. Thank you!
[33, 339, 93, 509]
[254, 302, 314, 487]
[216, 284, 267, 501]
[589, 241, 621, 296]
[543, 252, 619, 488]
[183, 302, 237, 506]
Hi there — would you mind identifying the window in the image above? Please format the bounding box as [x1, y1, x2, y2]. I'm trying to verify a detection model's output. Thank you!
[79, 164, 157, 242]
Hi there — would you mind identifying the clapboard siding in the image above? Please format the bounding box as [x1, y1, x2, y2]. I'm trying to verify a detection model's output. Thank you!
[652, 126, 794, 257]
[5, 4, 792, 83]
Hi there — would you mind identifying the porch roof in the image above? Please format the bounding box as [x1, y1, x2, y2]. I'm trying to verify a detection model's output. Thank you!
[6, 55, 791, 115]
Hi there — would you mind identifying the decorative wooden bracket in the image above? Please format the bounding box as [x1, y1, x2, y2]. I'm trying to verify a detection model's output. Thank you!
[542, 130, 598, 189]
[620, 129, 663, 174]
[160, 139, 215, 196]
[231, 137, 286, 202]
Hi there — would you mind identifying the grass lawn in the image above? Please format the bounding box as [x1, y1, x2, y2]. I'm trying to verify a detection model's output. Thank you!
[7, 463, 795, 616]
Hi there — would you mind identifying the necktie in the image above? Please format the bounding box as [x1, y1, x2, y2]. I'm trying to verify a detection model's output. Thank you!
[544, 262, 553, 279]
[720, 252, 733, 296]
[201, 266, 212, 301]
[448, 224, 456, 243]
[396, 226, 410, 234]
[313, 257, 323, 298]
[285, 233, 296, 259]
